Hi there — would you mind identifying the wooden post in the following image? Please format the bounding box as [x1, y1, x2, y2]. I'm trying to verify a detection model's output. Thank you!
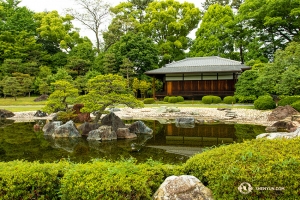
[152, 77, 156, 99]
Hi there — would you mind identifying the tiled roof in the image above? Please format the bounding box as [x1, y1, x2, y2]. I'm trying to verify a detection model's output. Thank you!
[145, 56, 250, 75]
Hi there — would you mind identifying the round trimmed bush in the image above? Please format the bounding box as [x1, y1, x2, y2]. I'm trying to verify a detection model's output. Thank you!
[177, 96, 184, 102]
[181, 138, 300, 199]
[202, 96, 213, 104]
[163, 96, 169, 102]
[278, 96, 300, 106]
[168, 96, 178, 103]
[254, 95, 276, 110]
[143, 98, 155, 104]
[291, 100, 300, 112]
[223, 96, 236, 104]
[212, 96, 222, 104]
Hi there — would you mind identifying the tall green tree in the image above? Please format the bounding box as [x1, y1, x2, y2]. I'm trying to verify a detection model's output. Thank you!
[34, 11, 81, 53]
[189, 4, 237, 60]
[107, 33, 158, 78]
[238, 0, 300, 61]
[119, 57, 135, 88]
[103, 0, 153, 50]
[78, 74, 143, 122]
[1, 76, 22, 100]
[255, 42, 300, 96]
[143, 0, 201, 65]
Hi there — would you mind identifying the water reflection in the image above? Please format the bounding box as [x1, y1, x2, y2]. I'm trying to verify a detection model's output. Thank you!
[0, 120, 266, 164]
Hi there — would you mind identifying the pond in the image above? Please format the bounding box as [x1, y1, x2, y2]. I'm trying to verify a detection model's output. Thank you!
[0, 119, 266, 164]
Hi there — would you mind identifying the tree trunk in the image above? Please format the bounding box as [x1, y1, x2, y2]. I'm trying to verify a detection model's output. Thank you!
[94, 106, 106, 123]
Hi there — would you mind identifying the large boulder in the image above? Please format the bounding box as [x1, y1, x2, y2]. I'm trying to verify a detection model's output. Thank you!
[53, 120, 81, 138]
[256, 127, 300, 139]
[42, 121, 63, 135]
[77, 122, 100, 136]
[0, 109, 14, 118]
[271, 120, 298, 132]
[175, 117, 195, 128]
[116, 128, 137, 139]
[87, 125, 117, 141]
[128, 121, 153, 134]
[268, 105, 299, 121]
[101, 112, 125, 133]
[34, 110, 48, 117]
[153, 175, 214, 200]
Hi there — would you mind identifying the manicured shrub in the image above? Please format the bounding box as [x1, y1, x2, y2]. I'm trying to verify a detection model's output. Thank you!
[60, 159, 176, 199]
[254, 95, 276, 110]
[211, 96, 222, 104]
[202, 96, 221, 104]
[223, 96, 236, 104]
[0, 159, 177, 199]
[278, 96, 300, 106]
[144, 98, 155, 104]
[177, 96, 184, 102]
[163, 96, 169, 102]
[56, 110, 77, 123]
[0, 161, 69, 199]
[202, 96, 213, 104]
[168, 96, 178, 103]
[181, 138, 300, 199]
[291, 100, 300, 112]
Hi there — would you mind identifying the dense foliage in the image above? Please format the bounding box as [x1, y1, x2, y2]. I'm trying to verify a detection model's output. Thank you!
[182, 138, 300, 199]
[0, 159, 177, 199]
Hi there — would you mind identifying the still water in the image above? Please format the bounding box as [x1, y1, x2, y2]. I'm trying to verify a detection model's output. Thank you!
[0, 119, 266, 164]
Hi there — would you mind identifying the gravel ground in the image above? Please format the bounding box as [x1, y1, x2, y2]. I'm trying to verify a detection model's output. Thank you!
[9, 107, 275, 126]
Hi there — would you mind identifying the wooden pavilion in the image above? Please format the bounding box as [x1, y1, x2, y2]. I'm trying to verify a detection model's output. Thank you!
[144, 56, 250, 100]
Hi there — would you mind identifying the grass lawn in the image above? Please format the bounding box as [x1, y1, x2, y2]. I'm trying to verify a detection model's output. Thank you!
[0, 97, 254, 112]
[0, 96, 46, 112]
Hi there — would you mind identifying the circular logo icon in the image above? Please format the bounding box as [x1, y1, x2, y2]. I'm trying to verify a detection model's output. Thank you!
[238, 182, 253, 194]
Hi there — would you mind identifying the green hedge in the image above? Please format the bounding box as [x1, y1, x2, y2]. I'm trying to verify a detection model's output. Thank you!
[143, 98, 155, 104]
[0, 161, 68, 199]
[254, 95, 276, 110]
[223, 96, 236, 104]
[278, 96, 300, 106]
[202, 95, 222, 104]
[181, 138, 300, 199]
[0, 159, 176, 200]
[163, 96, 169, 102]
[177, 96, 184, 102]
[168, 97, 178, 103]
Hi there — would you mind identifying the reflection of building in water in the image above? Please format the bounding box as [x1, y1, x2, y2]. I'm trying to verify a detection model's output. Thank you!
[149, 123, 237, 147]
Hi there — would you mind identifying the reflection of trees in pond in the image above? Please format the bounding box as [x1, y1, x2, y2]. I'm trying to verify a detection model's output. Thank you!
[234, 124, 266, 142]
[0, 119, 15, 128]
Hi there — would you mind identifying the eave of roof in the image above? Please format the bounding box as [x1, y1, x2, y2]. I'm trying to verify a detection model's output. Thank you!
[145, 56, 249, 75]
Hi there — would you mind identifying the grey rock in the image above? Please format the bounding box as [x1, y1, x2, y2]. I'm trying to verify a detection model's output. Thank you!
[77, 122, 100, 136]
[53, 120, 81, 138]
[175, 117, 195, 128]
[0, 109, 14, 118]
[265, 126, 278, 132]
[43, 121, 63, 135]
[87, 125, 117, 141]
[256, 127, 300, 139]
[116, 128, 137, 139]
[34, 110, 48, 117]
[101, 112, 125, 133]
[153, 175, 214, 200]
[128, 121, 153, 134]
